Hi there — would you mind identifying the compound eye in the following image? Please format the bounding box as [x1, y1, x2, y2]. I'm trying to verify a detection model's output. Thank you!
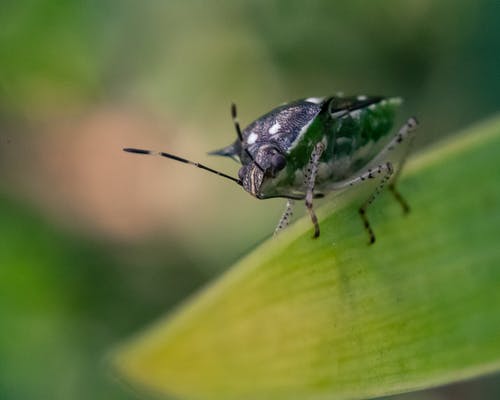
[271, 153, 286, 175]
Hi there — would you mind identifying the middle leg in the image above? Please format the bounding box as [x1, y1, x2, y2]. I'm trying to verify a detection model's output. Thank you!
[304, 141, 325, 238]
[383, 117, 419, 213]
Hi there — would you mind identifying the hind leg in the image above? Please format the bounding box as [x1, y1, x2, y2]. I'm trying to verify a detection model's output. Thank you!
[331, 117, 419, 244]
[334, 162, 395, 244]
[380, 117, 419, 213]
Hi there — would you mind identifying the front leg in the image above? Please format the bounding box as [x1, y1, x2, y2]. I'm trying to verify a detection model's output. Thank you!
[274, 199, 295, 236]
[304, 142, 325, 238]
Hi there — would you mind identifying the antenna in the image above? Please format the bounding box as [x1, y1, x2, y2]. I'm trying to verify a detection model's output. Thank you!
[123, 148, 242, 185]
[231, 102, 264, 172]
[231, 103, 244, 143]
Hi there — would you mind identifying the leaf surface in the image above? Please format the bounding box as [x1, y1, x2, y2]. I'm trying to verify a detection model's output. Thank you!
[112, 116, 500, 400]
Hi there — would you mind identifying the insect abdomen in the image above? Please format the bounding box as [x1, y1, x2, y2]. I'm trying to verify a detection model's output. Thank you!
[326, 97, 401, 178]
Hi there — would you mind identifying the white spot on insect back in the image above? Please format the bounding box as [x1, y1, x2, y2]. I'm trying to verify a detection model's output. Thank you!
[330, 110, 348, 118]
[357, 95, 368, 101]
[350, 109, 362, 119]
[247, 132, 258, 144]
[388, 97, 403, 105]
[300, 119, 314, 135]
[269, 122, 281, 135]
[288, 118, 315, 151]
[305, 97, 324, 104]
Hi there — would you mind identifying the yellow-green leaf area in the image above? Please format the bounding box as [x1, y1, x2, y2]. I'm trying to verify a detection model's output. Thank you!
[112, 116, 500, 400]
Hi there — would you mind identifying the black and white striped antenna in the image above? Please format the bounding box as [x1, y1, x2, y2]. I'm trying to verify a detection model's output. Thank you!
[231, 102, 264, 172]
[123, 148, 242, 185]
[124, 103, 267, 184]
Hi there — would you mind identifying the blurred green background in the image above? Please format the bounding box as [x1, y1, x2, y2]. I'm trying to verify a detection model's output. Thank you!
[0, 1, 499, 399]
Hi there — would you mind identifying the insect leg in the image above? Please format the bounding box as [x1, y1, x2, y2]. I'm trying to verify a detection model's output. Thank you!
[332, 162, 395, 244]
[358, 163, 394, 244]
[377, 117, 419, 213]
[304, 142, 325, 238]
[274, 199, 295, 236]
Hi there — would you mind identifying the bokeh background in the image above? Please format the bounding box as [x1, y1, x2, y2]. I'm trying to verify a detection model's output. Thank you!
[0, 1, 499, 399]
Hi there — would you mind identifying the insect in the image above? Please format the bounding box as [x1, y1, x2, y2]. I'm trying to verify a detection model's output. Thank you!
[124, 95, 418, 243]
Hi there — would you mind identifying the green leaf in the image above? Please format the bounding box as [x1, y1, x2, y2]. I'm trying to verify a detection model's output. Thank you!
[111, 116, 500, 400]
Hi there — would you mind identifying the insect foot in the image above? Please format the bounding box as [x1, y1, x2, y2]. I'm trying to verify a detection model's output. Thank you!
[359, 207, 376, 244]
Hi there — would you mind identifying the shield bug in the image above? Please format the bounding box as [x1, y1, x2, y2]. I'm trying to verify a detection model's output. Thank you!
[124, 95, 418, 243]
